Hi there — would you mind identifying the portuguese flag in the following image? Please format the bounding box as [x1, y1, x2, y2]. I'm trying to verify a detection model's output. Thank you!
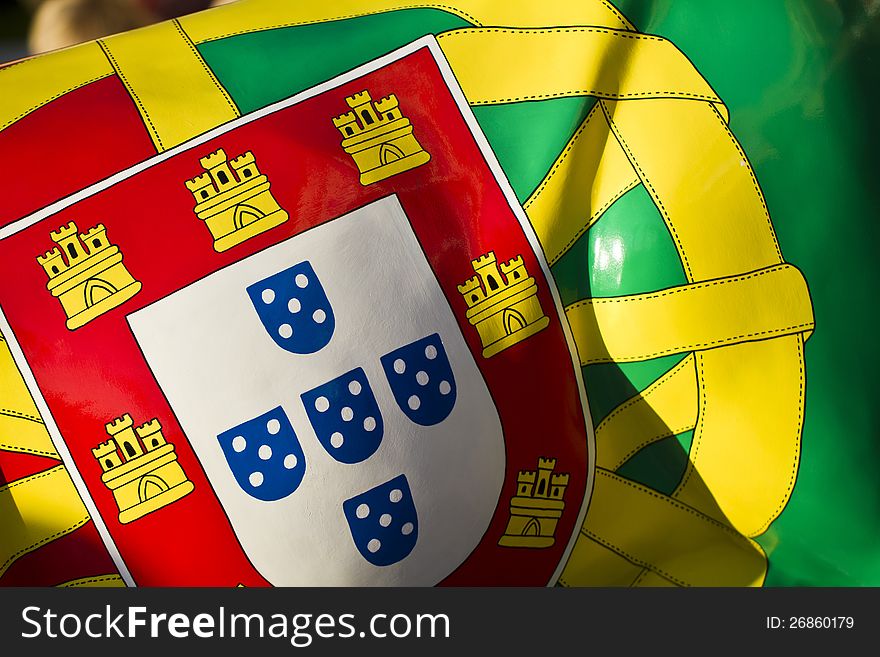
[0, 0, 872, 587]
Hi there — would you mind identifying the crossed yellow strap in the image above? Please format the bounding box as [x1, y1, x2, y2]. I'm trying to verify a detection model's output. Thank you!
[0, 0, 813, 586]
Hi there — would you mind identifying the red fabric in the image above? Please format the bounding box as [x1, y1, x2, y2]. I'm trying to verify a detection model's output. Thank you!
[0, 74, 153, 586]
[0, 451, 58, 486]
[0, 75, 156, 229]
[0, 522, 120, 587]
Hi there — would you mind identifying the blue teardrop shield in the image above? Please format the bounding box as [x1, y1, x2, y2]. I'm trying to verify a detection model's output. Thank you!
[380, 333, 457, 426]
[301, 367, 385, 464]
[217, 407, 306, 501]
[246, 261, 336, 354]
[343, 474, 419, 567]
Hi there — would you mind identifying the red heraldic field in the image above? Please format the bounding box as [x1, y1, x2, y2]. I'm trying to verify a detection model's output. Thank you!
[0, 42, 593, 586]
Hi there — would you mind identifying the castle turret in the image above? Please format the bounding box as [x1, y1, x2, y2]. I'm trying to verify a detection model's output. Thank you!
[201, 149, 237, 193]
[92, 440, 123, 473]
[345, 90, 379, 132]
[374, 94, 402, 121]
[472, 252, 503, 296]
[516, 470, 536, 497]
[230, 151, 259, 180]
[500, 255, 527, 283]
[457, 274, 485, 308]
[50, 222, 86, 264]
[534, 457, 557, 499]
[549, 472, 570, 501]
[106, 414, 144, 461]
[81, 224, 110, 255]
[136, 418, 167, 451]
[37, 248, 66, 277]
[185, 172, 216, 202]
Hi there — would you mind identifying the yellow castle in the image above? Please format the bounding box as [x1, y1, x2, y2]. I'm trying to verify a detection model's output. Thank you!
[457, 251, 550, 358]
[499, 458, 569, 549]
[92, 414, 194, 524]
[332, 90, 430, 185]
[36, 222, 141, 330]
[185, 148, 288, 252]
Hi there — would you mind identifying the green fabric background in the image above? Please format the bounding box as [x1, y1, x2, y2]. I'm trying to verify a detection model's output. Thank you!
[197, 1, 880, 586]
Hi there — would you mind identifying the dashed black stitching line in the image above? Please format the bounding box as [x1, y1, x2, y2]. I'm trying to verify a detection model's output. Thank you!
[544, 178, 638, 266]
[578, 321, 813, 365]
[0, 408, 44, 423]
[610, 422, 697, 471]
[523, 104, 640, 265]
[526, 104, 599, 208]
[471, 90, 719, 105]
[566, 265, 796, 311]
[439, 28, 721, 104]
[98, 40, 164, 151]
[195, 4, 483, 43]
[676, 354, 707, 493]
[0, 466, 88, 573]
[172, 19, 240, 118]
[581, 526, 689, 588]
[440, 27, 715, 102]
[752, 336, 805, 536]
[596, 355, 694, 431]
[0, 464, 63, 492]
[0, 57, 36, 75]
[586, 467, 758, 586]
[0, 74, 111, 132]
[707, 102, 783, 262]
[596, 356, 696, 469]
[437, 26, 669, 43]
[676, 336, 806, 517]
[577, 532, 677, 587]
[598, 468, 748, 540]
[1, 517, 90, 575]
[600, 0, 634, 29]
[0, 443, 59, 458]
[60, 575, 122, 588]
[599, 99, 694, 280]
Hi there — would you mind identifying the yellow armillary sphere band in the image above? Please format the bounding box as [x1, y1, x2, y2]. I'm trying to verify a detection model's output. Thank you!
[0, 0, 814, 586]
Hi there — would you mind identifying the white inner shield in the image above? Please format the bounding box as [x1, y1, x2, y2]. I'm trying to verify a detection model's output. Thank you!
[128, 196, 505, 586]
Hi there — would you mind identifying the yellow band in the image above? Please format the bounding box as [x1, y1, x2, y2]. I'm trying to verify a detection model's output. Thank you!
[0, 42, 112, 132]
[598, 94, 811, 539]
[180, 0, 634, 43]
[57, 574, 126, 588]
[565, 264, 813, 365]
[596, 355, 697, 470]
[0, 465, 90, 578]
[437, 27, 722, 106]
[524, 103, 640, 266]
[558, 533, 668, 586]
[98, 19, 239, 152]
[576, 468, 767, 587]
[601, 98, 781, 279]
[674, 336, 806, 536]
[0, 338, 56, 458]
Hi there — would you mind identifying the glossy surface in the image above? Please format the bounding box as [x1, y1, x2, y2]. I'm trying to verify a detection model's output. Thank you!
[197, 1, 880, 585]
